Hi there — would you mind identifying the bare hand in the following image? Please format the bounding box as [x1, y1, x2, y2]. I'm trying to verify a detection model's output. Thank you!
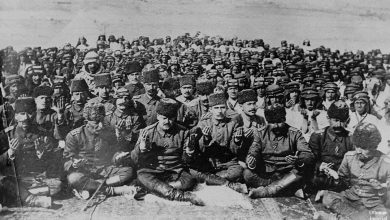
[202, 126, 212, 138]
[139, 129, 150, 152]
[115, 119, 126, 138]
[115, 151, 130, 163]
[246, 155, 256, 169]
[72, 158, 87, 169]
[8, 138, 19, 158]
[312, 110, 321, 118]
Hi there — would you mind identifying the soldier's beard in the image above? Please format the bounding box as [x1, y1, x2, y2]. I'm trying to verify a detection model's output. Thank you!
[332, 126, 346, 134]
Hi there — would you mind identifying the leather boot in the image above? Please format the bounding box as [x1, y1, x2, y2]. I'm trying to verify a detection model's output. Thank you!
[153, 181, 205, 206]
[24, 195, 52, 208]
[249, 171, 302, 199]
[226, 182, 248, 194]
[105, 185, 137, 196]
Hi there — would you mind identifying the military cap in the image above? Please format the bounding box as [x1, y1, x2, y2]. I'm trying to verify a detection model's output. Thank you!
[196, 80, 214, 95]
[352, 122, 381, 150]
[83, 51, 99, 64]
[264, 76, 275, 85]
[156, 98, 178, 119]
[33, 85, 53, 98]
[115, 87, 131, 98]
[104, 55, 115, 62]
[327, 100, 349, 122]
[285, 81, 300, 92]
[179, 76, 195, 87]
[276, 76, 291, 87]
[322, 82, 339, 92]
[265, 84, 284, 97]
[303, 76, 315, 83]
[142, 69, 160, 83]
[14, 97, 36, 114]
[112, 73, 123, 84]
[5, 75, 24, 88]
[344, 84, 361, 96]
[208, 93, 227, 107]
[251, 77, 266, 89]
[301, 87, 320, 99]
[238, 89, 257, 104]
[226, 79, 239, 88]
[70, 79, 89, 93]
[94, 73, 112, 87]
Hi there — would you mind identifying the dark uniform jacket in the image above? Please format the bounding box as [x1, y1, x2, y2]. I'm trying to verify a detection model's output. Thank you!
[33, 108, 68, 140]
[131, 122, 192, 174]
[309, 126, 354, 173]
[124, 83, 145, 98]
[64, 102, 85, 130]
[133, 93, 160, 126]
[63, 125, 121, 172]
[248, 124, 315, 174]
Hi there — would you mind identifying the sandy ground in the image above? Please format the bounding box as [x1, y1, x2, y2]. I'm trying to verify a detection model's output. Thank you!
[1, 0, 390, 52]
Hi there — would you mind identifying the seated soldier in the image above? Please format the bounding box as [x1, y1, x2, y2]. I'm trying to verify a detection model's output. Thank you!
[131, 98, 204, 206]
[317, 123, 390, 220]
[244, 103, 315, 199]
[1, 97, 62, 208]
[309, 100, 354, 192]
[64, 104, 135, 198]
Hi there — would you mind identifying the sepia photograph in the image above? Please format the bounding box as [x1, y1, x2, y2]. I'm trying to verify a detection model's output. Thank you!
[0, 0, 389, 219]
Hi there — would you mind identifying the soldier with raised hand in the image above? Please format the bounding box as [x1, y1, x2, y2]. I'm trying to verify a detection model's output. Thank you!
[317, 123, 390, 220]
[64, 104, 135, 198]
[176, 75, 196, 106]
[244, 103, 315, 199]
[86, 73, 115, 113]
[131, 98, 204, 206]
[193, 93, 244, 182]
[64, 79, 90, 130]
[1, 97, 62, 208]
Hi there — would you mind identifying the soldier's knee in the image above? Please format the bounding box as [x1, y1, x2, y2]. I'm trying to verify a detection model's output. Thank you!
[67, 172, 85, 187]
[243, 168, 255, 182]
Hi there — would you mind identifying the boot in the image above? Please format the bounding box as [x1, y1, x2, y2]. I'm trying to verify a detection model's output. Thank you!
[227, 182, 248, 194]
[105, 185, 137, 196]
[24, 195, 52, 208]
[183, 192, 205, 206]
[249, 171, 302, 199]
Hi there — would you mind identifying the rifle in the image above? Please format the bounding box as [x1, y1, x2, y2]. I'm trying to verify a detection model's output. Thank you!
[0, 87, 22, 207]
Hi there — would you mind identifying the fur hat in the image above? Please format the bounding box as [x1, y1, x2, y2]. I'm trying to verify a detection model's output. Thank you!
[208, 93, 226, 107]
[327, 100, 349, 122]
[70, 79, 89, 93]
[264, 103, 286, 123]
[83, 103, 105, 122]
[33, 85, 53, 98]
[142, 69, 160, 83]
[94, 73, 112, 87]
[179, 76, 195, 87]
[156, 98, 178, 118]
[238, 89, 257, 104]
[196, 81, 214, 95]
[162, 78, 180, 90]
[124, 61, 142, 75]
[352, 122, 381, 149]
[14, 97, 36, 114]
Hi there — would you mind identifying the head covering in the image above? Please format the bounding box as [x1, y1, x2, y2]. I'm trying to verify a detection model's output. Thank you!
[226, 79, 239, 88]
[264, 103, 286, 123]
[352, 122, 381, 150]
[83, 51, 99, 65]
[124, 61, 142, 75]
[179, 76, 195, 87]
[301, 87, 320, 99]
[196, 81, 214, 95]
[5, 75, 24, 88]
[115, 87, 131, 98]
[94, 73, 112, 87]
[323, 82, 338, 92]
[162, 78, 180, 90]
[327, 100, 349, 122]
[33, 85, 53, 98]
[70, 79, 89, 93]
[156, 98, 178, 118]
[208, 93, 227, 107]
[266, 84, 284, 97]
[142, 69, 160, 83]
[238, 89, 257, 104]
[352, 91, 369, 104]
[83, 103, 105, 122]
[344, 83, 361, 96]
[14, 97, 36, 114]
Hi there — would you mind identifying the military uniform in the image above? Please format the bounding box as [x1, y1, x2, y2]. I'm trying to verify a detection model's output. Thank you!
[33, 108, 68, 141]
[133, 93, 160, 126]
[86, 96, 115, 113]
[194, 115, 243, 181]
[244, 124, 315, 188]
[104, 107, 145, 151]
[309, 127, 354, 190]
[124, 83, 145, 97]
[176, 95, 196, 106]
[131, 122, 198, 202]
[64, 102, 85, 130]
[321, 150, 390, 219]
[63, 125, 134, 192]
[232, 113, 266, 162]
